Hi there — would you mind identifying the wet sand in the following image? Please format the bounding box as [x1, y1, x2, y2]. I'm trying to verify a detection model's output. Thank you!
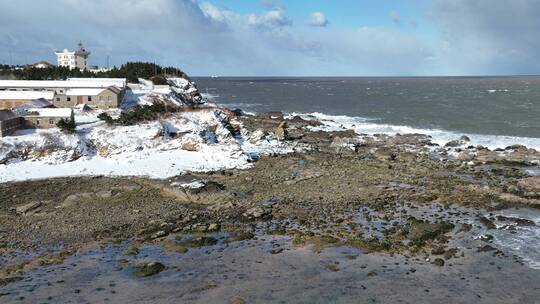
[1, 235, 539, 304]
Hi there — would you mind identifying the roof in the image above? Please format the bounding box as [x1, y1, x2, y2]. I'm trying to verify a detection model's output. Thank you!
[66, 88, 106, 96]
[107, 86, 122, 94]
[68, 77, 126, 82]
[24, 108, 73, 118]
[0, 110, 19, 121]
[12, 99, 53, 114]
[0, 90, 55, 100]
[0, 80, 126, 89]
[32, 61, 54, 68]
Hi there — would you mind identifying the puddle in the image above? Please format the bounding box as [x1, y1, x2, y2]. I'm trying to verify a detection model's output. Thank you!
[490, 208, 540, 270]
[524, 168, 540, 176]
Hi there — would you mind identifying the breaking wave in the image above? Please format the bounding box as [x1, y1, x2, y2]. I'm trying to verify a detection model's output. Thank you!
[290, 112, 540, 150]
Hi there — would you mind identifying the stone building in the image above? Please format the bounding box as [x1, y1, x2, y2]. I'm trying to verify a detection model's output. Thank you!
[22, 108, 74, 129]
[53, 86, 123, 109]
[0, 110, 24, 137]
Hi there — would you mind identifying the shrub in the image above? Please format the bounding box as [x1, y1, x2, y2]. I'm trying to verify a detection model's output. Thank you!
[151, 75, 168, 85]
[97, 112, 114, 124]
[116, 103, 176, 126]
[57, 118, 76, 134]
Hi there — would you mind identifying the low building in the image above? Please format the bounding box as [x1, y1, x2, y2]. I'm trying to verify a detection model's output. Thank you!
[31, 61, 54, 69]
[0, 110, 24, 137]
[53, 86, 123, 109]
[0, 80, 126, 93]
[0, 91, 55, 110]
[23, 108, 74, 129]
[12, 98, 54, 115]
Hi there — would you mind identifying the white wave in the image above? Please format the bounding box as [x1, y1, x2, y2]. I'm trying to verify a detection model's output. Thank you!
[201, 93, 220, 100]
[288, 112, 540, 150]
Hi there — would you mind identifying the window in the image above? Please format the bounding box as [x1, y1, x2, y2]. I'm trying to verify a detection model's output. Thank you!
[67, 97, 71, 102]
[99, 96, 104, 101]
[49, 119, 54, 125]
[56, 97, 60, 101]
[36, 119, 40, 125]
[88, 96, 92, 102]
[108, 96, 111, 101]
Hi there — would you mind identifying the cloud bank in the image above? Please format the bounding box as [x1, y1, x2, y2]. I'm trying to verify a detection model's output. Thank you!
[430, 0, 540, 75]
[0, 0, 539, 76]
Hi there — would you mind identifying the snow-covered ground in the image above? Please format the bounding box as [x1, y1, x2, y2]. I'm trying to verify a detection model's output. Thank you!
[0, 77, 295, 183]
[0, 108, 294, 182]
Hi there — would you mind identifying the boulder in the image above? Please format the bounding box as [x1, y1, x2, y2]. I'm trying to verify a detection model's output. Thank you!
[96, 190, 113, 199]
[181, 142, 198, 152]
[445, 139, 467, 147]
[10, 201, 42, 215]
[134, 262, 165, 277]
[61, 193, 93, 208]
[275, 121, 289, 140]
[330, 137, 362, 148]
[243, 206, 270, 219]
[432, 258, 445, 267]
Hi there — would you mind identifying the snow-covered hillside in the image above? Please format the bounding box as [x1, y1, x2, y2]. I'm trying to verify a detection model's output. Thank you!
[123, 76, 203, 108]
[0, 107, 295, 182]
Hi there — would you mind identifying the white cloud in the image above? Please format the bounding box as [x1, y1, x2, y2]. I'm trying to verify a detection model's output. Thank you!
[306, 12, 328, 27]
[0, 0, 433, 76]
[247, 8, 292, 29]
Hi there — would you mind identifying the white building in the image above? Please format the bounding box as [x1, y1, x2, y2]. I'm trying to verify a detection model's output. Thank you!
[55, 43, 91, 70]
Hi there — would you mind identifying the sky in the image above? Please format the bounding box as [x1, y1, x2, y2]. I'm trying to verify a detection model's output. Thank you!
[1, 0, 540, 76]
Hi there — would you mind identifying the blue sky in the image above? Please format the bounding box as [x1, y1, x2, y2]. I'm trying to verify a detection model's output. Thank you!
[1, 0, 540, 76]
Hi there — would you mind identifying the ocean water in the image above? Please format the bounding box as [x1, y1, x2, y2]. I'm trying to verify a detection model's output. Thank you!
[194, 76, 540, 149]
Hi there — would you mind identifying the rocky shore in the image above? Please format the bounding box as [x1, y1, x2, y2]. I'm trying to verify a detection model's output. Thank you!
[1, 109, 540, 303]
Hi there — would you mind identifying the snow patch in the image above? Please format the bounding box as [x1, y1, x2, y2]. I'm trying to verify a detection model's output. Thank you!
[0, 108, 295, 182]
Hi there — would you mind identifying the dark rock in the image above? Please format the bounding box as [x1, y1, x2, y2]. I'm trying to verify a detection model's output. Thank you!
[270, 248, 284, 254]
[134, 262, 165, 277]
[477, 245, 497, 252]
[231, 108, 245, 116]
[478, 216, 496, 229]
[432, 258, 445, 267]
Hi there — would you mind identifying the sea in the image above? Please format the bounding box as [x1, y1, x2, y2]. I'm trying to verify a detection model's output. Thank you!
[194, 76, 540, 150]
[194, 76, 540, 270]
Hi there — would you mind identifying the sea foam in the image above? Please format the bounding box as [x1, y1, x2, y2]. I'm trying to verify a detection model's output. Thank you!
[289, 112, 540, 150]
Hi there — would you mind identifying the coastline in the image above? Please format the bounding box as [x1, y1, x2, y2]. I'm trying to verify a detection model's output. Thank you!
[1, 107, 540, 303]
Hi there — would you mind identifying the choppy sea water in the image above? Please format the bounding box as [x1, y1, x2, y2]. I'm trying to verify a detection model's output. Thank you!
[195, 76, 540, 149]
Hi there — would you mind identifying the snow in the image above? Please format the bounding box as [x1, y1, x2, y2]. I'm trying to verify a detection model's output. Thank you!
[0, 76, 298, 183]
[67, 78, 126, 88]
[25, 108, 73, 118]
[171, 180, 207, 189]
[66, 88, 106, 96]
[0, 91, 55, 100]
[0, 108, 296, 182]
[0, 80, 124, 89]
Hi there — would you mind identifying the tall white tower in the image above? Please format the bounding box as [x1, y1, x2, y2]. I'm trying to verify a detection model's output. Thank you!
[55, 43, 91, 70]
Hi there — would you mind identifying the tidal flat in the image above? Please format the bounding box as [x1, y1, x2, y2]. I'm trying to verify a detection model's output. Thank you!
[1, 112, 540, 303]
